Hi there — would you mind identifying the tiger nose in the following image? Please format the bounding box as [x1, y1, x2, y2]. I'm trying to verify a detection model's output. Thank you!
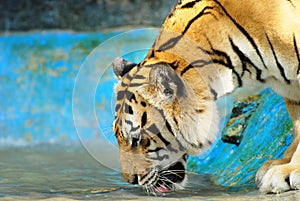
[128, 174, 138, 185]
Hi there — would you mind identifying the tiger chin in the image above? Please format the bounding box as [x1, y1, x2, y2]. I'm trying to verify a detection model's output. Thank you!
[112, 0, 300, 195]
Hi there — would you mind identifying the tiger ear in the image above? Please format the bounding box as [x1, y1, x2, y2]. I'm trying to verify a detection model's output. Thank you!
[112, 57, 137, 79]
[136, 63, 186, 107]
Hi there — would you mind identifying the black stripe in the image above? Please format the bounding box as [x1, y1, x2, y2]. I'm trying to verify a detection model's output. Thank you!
[149, 152, 169, 161]
[266, 33, 291, 84]
[180, 61, 215, 76]
[149, 49, 155, 58]
[116, 91, 125, 101]
[229, 37, 251, 76]
[139, 173, 149, 182]
[147, 124, 161, 135]
[173, 117, 178, 126]
[159, 6, 214, 51]
[124, 73, 132, 80]
[115, 104, 121, 112]
[148, 124, 170, 146]
[165, 120, 186, 152]
[169, 61, 180, 70]
[134, 75, 146, 79]
[211, 49, 243, 87]
[116, 90, 135, 101]
[293, 34, 300, 75]
[124, 119, 132, 126]
[205, 37, 243, 86]
[147, 147, 164, 153]
[141, 129, 157, 143]
[180, 64, 194, 76]
[210, 88, 218, 100]
[213, 59, 242, 86]
[158, 35, 183, 51]
[131, 126, 139, 132]
[121, 81, 127, 87]
[124, 103, 133, 114]
[182, 6, 214, 35]
[180, 0, 202, 9]
[156, 132, 179, 153]
[124, 119, 139, 133]
[214, 0, 268, 70]
[157, 109, 185, 151]
[287, 0, 296, 7]
[157, 108, 165, 118]
[191, 59, 212, 66]
[117, 118, 122, 127]
[181, 49, 231, 74]
[129, 83, 143, 87]
[114, 127, 120, 136]
[141, 112, 147, 127]
[165, 120, 175, 136]
[229, 37, 264, 82]
[130, 93, 137, 103]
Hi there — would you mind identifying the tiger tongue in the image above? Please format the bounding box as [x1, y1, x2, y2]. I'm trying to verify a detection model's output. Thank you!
[154, 185, 172, 194]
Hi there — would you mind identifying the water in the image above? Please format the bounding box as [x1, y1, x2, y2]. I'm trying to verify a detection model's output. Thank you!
[1, 144, 300, 200]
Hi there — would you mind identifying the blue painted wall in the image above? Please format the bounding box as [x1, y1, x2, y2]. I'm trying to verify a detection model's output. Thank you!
[0, 31, 119, 144]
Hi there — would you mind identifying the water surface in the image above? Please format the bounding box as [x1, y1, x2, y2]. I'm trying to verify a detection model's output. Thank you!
[1, 144, 300, 200]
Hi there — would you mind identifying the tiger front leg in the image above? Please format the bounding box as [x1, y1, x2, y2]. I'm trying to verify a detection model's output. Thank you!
[256, 98, 300, 193]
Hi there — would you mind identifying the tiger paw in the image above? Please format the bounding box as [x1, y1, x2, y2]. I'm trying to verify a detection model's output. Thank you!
[257, 163, 300, 193]
[255, 159, 289, 185]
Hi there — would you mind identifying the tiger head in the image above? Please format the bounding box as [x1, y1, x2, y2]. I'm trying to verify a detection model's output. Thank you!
[112, 57, 219, 194]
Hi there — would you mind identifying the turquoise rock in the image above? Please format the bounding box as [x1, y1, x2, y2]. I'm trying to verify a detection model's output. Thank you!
[188, 89, 294, 186]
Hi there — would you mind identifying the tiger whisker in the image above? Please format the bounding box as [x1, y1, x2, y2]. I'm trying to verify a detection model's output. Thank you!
[161, 170, 186, 173]
[149, 185, 157, 196]
[158, 177, 174, 189]
[159, 175, 184, 190]
[160, 169, 189, 173]
[144, 185, 150, 196]
[144, 181, 158, 196]
[160, 168, 196, 175]
[159, 175, 176, 185]
[160, 170, 185, 178]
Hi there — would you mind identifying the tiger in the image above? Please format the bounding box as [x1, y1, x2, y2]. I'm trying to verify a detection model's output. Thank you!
[112, 0, 300, 194]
